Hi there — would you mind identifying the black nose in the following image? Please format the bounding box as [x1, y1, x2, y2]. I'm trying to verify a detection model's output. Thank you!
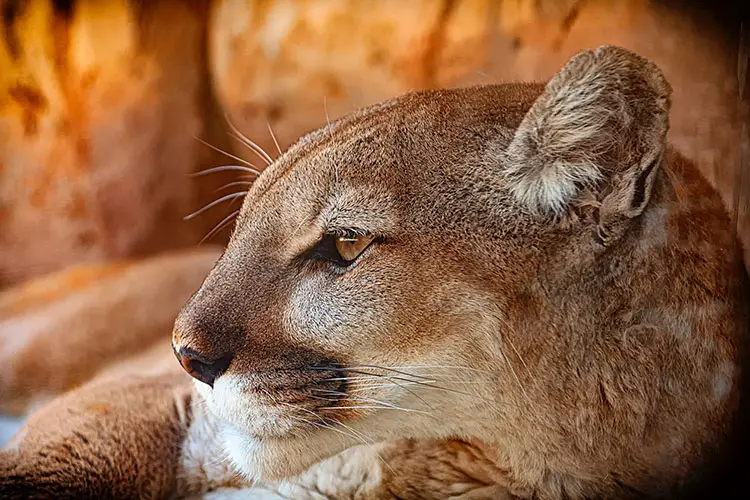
[173, 346, 233, 388]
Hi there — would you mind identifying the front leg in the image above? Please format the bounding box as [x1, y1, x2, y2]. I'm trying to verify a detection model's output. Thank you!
[0, 373, 242, 499]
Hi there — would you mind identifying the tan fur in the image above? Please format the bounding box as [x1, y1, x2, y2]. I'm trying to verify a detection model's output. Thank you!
[2, 46, 749, 499]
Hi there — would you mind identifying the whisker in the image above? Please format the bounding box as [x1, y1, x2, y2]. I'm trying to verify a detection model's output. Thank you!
[322, 373, 474, 398]
[319, 405, 430, 415]
[191, 165, 260, 177]
[281, 403, 368, 445]
[267, 121, 282, 156]
[347, 382, 423, 392]
[318, 405, 431, 415]
[319, 375, 483, 389]
[335, 364, 437, 381]
[312, 366, 432, 382]
[377, 374, 435, 412]
[315, 365, 486, 386]
[184, 192, 247, 220]
[323, 96, 339, 185]
[328, 417, 375, 445]
[213, 180, 254, 193]
[505, 336, 530, 372]
[383, 364, 495, 376]
[493, 316, 532, 403]
[225, 114, 273, 166]
[309, 388, 429, 413]
[288, 416, 376, 461]
[282, 215, 316, 247]
[498, 338, 530, 402]
[333, 368, 443, 388]
[373, 376, 473, 397]
[229, 131, 273, 167]
[322, 375, 436, 384]
[193, 135, 262, 173]
[199, 209, 239, 244]
[280, 401, 395, 476]
[322, 367, 437, 411]
[202, 450, 233, 468]
[326, 416, 396, 476]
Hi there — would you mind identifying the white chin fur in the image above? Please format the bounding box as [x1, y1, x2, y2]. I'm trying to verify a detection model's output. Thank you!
[218, 420, 356, 481]
[196, 372, 479, 481]
[196, 375, 355, 480]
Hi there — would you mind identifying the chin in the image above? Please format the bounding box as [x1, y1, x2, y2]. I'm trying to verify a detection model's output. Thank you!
[194, 375, 361, 481]
[217, 421, 355, 481]
[193, 371, 467, 481]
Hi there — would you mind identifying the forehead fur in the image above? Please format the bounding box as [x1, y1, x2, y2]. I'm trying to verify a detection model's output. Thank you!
[230, 83, 546, 241]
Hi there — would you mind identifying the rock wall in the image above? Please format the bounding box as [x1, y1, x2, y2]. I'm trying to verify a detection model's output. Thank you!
[0, 0, 230, 284]
[1, 0, 747, 285]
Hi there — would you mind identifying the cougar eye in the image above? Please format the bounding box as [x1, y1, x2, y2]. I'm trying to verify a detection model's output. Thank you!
[335, 234, 375, 262]
[309, 232, 376, 267]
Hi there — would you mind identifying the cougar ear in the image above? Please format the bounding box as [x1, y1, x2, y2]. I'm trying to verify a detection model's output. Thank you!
[503, 45, 671, 219]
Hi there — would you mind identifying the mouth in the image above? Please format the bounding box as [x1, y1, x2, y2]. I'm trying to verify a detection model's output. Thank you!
[196, 363, 461, 481]
[245, 373, 352, 430]
[194, 364, 368, 480]
[200, 362, 442, 443]
[197, 362, 357, 439]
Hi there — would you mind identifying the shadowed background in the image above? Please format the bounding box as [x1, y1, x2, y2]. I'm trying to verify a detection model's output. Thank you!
[1, 0, 749, 443]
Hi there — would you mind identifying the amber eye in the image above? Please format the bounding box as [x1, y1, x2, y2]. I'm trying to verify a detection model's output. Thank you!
[309, 232, 376, 267]
[335, 234, 375, 262]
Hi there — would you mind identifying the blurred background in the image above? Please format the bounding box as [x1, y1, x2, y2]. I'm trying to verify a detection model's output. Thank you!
[1, 0, 749, 441]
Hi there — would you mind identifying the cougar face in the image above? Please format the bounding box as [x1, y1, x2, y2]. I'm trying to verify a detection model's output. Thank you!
[173, 82, 539, 478]
[173, 46, 747, 494]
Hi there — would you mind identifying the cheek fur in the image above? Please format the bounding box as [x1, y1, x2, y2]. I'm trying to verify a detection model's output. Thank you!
[283, 273, 394, 352]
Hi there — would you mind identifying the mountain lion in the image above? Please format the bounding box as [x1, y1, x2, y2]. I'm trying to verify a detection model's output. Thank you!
[1, 46, 748, 499]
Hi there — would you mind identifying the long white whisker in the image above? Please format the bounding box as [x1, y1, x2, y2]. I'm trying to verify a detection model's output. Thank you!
[280, 403, 369, 446]
[199, 209, 239, 244]
[335, 364, 437, 381]
[267, 121, 282, 156]
[309, 388, 429, 413]
[326, 417, 397, 476]
[323, 96, 339, 186]
[191, 165, 260, 177]
[289, 416, 369, 451]
[319, 405, 430, 415]
[328, 369, 471, 396]
[347, 382, 423, 392]
[378, 374, 435, 412]
[213, 180, 254, 193]
[323, 376, 437, 384]
[382, 364, 494, 376]
[279, 401, 395, 476]
[279, 402, 375, 444]
[505, 336, 530, 372]
[326, 366, 436, 411]
[184, 192, 247, 220]
[327, 417, 375, 445]
[498, 337, 530, 402]
[225, 114, 273, 165]
[229, 132, 273, 167]
[193, 135, 262, 173]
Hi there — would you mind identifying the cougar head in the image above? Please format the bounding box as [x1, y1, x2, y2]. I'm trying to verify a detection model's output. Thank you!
[173, 45, 744, 493]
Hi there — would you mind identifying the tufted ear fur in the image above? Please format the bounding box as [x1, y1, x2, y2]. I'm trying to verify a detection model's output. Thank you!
[503, 45, 671, 220]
